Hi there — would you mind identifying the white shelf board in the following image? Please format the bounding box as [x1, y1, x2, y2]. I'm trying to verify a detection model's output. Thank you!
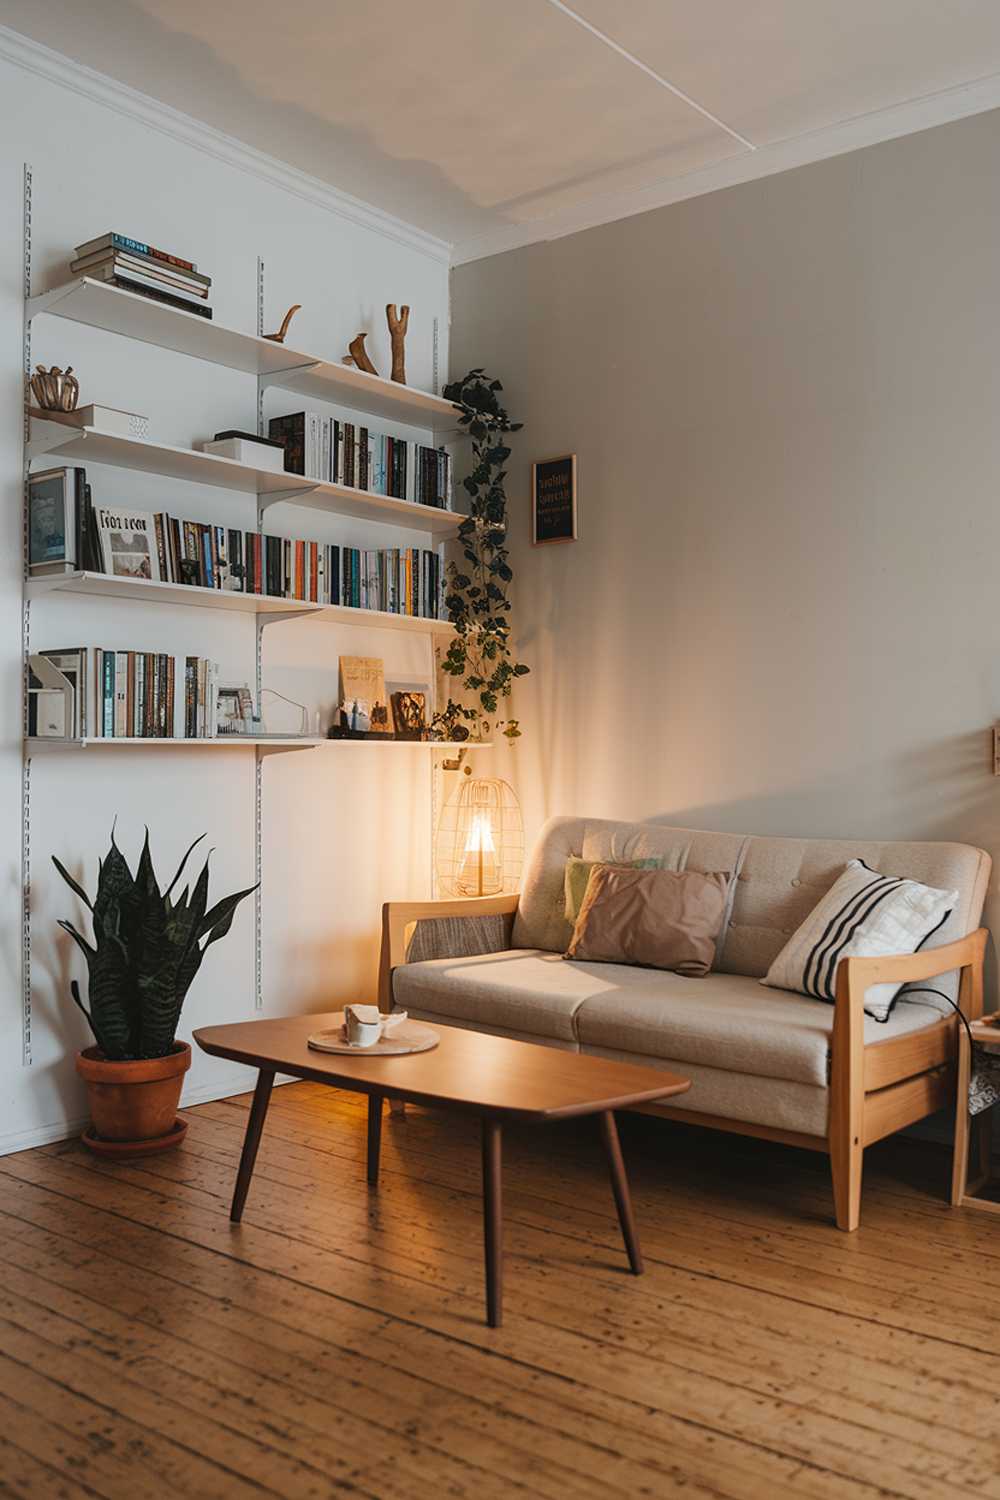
[25, 277, 316, 379]
[25, 570, 320, 617]
[26, 570, 455, 634]
[26, 735, 486, 752]
[26, 278, 462, 435]
[26, 736, 323, 752]
[263, 358, 461, 436]
[27, 419, 461, 535]
[259, 480, 461, 536]
[325, 740, 491, 750]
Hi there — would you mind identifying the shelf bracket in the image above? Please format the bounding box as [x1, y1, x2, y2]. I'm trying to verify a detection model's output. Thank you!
[254, 742, 320, 759]
[257, 362, 322, 393]
[256, 485, 320, 513]
[256, 605, 319, 629]
[25, 428, 77, 464]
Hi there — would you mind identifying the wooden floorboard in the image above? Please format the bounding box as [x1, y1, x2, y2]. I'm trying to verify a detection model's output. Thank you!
[0, 1083, 997, 1498]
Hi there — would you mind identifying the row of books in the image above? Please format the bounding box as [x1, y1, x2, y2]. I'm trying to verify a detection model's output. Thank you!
[28, 482, 445, 619]
[269, 412, 452, 509]
[71, 231, 212, 321]
[27, 647, 224, 739]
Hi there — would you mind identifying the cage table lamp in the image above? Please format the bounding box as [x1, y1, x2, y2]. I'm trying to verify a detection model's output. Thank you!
[435, 777, 524, 898]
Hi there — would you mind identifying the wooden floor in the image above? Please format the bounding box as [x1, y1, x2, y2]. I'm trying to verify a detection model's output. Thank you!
[1, 1086, 998, 1500]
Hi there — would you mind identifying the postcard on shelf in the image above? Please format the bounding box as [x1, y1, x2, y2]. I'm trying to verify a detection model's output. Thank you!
[390, 690, 427, 740]
[95, 507, 160, 580]
[338, 656, 392, 735]
[29, 404, 150, 440]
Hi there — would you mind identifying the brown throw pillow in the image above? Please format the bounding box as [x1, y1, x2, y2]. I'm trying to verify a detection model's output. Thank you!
[565, 866, 730, 977]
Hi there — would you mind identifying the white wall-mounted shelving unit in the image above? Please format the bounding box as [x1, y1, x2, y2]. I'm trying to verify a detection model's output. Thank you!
[22, 258, 470, 1066]
[27, 277, 463, 438]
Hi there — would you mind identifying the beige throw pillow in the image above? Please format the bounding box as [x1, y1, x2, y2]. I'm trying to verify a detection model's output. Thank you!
[565, 866, 730, 977]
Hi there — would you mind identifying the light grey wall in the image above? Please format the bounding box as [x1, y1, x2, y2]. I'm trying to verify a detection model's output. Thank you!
[451, 108, 1000, 990]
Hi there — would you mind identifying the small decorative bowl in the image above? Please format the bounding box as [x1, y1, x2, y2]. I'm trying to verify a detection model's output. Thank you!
[30, 364, 80, 411]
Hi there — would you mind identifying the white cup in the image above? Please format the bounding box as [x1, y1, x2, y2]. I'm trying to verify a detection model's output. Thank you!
[344, 1004, 382, 1047]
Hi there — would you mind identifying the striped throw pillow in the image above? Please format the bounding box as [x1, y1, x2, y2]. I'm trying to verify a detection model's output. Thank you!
[761, 860, 956, 1022]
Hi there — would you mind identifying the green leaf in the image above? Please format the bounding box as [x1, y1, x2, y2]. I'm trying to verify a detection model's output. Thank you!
[52, 856, 94, 911]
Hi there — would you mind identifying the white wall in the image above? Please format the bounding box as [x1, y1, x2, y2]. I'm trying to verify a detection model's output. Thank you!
[451, 108, 1000, 996]
[0, 39, 451, 1151]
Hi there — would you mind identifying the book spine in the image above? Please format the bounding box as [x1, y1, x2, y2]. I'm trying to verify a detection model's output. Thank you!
[165, 656, 175, 737]
[359, 428, 369, 492]
[102, 652, 113, 737]
[108, 276, 213, 319]
[108, 234, 197, 272]
[268, 413, 306, 476]
[184, 658, 194, 738]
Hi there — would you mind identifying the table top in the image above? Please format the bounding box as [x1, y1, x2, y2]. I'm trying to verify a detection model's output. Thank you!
[193, 1013, 690, 1122]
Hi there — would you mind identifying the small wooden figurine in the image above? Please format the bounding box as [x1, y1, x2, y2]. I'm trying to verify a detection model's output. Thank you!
[263, 305, 301, 344]
[344, 332, 379, 375]
[386, 303, 409, 384]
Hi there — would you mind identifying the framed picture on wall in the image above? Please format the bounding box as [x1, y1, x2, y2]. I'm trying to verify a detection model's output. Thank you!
[532, 454, 577, 545]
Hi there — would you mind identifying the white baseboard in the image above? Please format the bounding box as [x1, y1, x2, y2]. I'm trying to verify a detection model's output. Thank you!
[0, 1072, 294, 1158]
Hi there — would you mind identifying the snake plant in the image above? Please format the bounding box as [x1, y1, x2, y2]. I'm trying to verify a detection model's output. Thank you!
[53, 827, 256, 1061]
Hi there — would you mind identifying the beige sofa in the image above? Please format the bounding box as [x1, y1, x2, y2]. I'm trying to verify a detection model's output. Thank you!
[380, 816, 991, 1230]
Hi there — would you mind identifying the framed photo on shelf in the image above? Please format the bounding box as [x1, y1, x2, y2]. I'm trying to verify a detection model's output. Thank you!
[532, 454, 577, 546]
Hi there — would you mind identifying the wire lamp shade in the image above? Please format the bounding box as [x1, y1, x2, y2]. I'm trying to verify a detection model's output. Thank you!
[436, 778, 524, 898]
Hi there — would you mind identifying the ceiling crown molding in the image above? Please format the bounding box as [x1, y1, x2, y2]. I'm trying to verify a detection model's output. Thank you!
[453, 67, 1000, 265]
[0, 22, 452, 266]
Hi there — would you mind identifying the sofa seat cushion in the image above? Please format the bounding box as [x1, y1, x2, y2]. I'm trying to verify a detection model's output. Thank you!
[394, 950, 945, 1084]
[393, 949, 674, 1043]
[575, 971, 944, 1086]
[581, 1046, 830, 1136]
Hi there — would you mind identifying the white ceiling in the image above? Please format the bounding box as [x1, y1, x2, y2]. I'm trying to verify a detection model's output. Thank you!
[4, 0, 1000, 262]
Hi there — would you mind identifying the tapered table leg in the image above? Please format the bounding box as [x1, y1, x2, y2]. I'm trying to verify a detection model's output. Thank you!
[600, 1110, 643, 1274]
[367, 1092, 384, 1186]
[481, 1116, 503, 1328]
[230, 1069, 274, 1223]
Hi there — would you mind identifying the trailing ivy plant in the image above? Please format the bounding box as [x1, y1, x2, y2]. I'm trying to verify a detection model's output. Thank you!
[433, 369, 529, 742]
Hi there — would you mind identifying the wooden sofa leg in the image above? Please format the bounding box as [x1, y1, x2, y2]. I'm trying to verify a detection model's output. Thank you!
[830, 1139, 863, 1232]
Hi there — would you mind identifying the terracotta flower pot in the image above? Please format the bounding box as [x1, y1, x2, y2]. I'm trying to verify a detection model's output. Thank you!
[76, 1042, 191, 1154]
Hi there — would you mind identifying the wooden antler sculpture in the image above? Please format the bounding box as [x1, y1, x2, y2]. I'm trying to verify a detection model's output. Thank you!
[386, 303, 410, 384]
[263, 305, 301, 344]
[344, 333, 379, 375]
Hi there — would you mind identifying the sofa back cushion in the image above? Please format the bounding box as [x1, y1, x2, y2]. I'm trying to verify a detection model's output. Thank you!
[515, 817, 990, 1004]
[513, 816, 747, 955]
[721, 835, 989, 991]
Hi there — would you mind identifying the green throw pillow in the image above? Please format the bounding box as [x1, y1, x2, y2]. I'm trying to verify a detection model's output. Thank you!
[564, 856, 663, 924]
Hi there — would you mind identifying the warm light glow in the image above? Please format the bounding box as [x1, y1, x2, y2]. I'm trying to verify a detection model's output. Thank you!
[435, 776, 524, 899]
[457, 809, 501, 896]
[464, 812, 496, 854]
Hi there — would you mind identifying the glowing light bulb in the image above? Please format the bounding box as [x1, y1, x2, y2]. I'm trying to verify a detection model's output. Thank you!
[458, 810, 501, 895]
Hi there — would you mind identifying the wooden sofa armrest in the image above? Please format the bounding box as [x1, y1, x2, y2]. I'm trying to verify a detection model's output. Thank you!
[828, 928, 987, 1230]
[377, 894, 521, 1011]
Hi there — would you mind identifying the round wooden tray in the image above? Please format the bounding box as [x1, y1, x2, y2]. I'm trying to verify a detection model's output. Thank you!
[307, 1014, 439, 1057]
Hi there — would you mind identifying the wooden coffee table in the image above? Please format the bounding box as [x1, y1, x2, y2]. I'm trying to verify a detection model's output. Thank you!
[193, 1014, 690, 1326]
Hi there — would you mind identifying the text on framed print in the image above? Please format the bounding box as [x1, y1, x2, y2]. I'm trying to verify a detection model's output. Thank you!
[532, 455, 577, 545]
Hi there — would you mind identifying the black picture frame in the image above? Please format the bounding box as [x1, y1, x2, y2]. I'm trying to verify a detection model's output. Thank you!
[531, 455, 577, 545]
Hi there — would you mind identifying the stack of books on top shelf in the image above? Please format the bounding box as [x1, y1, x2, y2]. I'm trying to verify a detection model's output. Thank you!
[269, 413, 452, 509]
[27, 647, 225, 739]
[70, 232, 212, 320]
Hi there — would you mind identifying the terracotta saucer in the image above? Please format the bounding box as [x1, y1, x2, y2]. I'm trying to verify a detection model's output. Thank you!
[81, 1117, 188, 1158]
